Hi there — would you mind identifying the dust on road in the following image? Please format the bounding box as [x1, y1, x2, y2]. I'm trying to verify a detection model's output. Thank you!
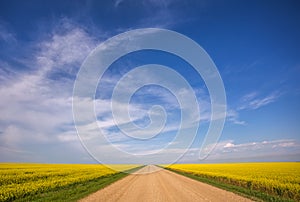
[79, 165, 253, 202]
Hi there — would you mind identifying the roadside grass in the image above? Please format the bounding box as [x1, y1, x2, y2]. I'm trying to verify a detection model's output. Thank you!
[165, 168, 295, 202]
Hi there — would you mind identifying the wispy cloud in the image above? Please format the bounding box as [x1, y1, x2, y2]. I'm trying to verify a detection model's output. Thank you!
[129, 0, 188, 29]
[238, 91, 281, 110]
[226, 109, 246, 125]
[114, 0, 124, 7]
[37, 19, 98, 78]
[0, 23, 16, 44]
[226, 90, 282, 125]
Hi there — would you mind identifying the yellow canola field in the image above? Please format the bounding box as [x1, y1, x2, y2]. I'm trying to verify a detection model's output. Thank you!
[0, 163, 136, 201]
[168, 162, 300, 201]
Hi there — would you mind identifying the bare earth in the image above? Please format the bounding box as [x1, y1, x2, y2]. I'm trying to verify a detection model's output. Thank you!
[80, 165, 253, 202]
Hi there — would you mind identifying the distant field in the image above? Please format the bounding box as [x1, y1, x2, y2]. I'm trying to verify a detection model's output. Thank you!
[0, 163, 139, 202]
[167, 162, 300, 201]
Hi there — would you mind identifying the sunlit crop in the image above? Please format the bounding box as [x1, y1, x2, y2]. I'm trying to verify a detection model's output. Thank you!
[168, 162, 300, 201]
[0, 163, 137, 201]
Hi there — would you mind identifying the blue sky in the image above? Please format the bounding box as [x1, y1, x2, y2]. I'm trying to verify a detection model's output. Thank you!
[0, 0, 299, 164]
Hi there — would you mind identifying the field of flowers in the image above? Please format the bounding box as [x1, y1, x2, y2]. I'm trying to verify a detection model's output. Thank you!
[167, 162, 300, 201]
[0, 163, 137, 202]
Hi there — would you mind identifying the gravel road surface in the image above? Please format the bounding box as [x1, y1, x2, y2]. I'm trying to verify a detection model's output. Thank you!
[80, 165, 253, 202]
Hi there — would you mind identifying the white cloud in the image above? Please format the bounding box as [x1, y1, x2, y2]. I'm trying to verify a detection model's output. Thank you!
[0, 19, 99, 162]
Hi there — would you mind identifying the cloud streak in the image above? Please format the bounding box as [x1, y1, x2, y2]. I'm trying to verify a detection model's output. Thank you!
[226, 90, 282, 125]
[238, 91, 281, 110]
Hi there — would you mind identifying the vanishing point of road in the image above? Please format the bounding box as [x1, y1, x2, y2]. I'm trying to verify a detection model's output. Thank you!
[80, 165, 253, 202]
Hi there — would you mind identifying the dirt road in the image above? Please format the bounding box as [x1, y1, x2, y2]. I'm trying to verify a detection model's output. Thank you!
[80, 165, 252, 202]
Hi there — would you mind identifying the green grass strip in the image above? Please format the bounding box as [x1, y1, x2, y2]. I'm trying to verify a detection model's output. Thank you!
[165, 168, 295, 202]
